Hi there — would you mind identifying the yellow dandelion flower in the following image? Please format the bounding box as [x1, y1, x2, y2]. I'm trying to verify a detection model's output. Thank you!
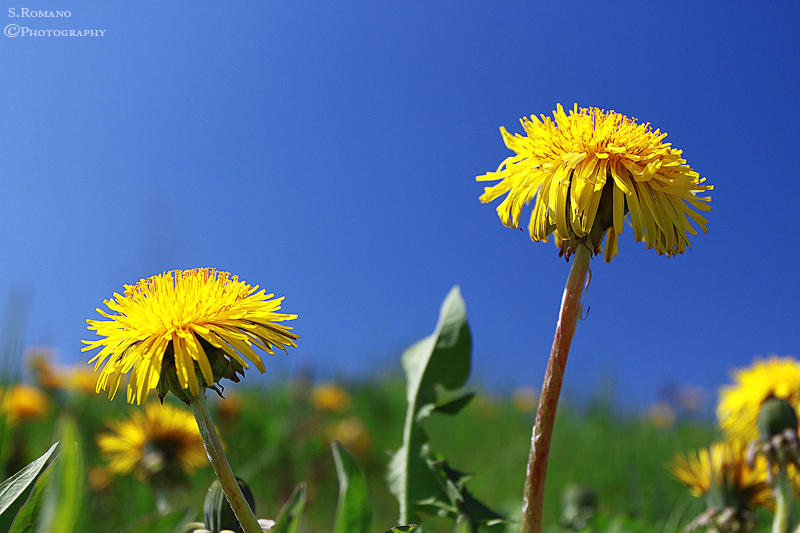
[310, 383, 351, 413]
[0, 384, 50, 423]
[82, 268, 299, 405]
[670, 440, 772, 510]
[477, 104, 712, 261]
[97, 402, 207, 478]
[718, 356, 800, 442]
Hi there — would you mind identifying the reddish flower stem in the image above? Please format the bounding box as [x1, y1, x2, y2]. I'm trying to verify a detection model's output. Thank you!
[522, 245, 592, 533]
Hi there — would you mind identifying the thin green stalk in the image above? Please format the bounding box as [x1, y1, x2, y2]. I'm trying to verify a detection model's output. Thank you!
[192, 393, 262, 533]
[521, 244, 592, 533]
[154, 484, 170, 515]
[774, 463, 790, 533]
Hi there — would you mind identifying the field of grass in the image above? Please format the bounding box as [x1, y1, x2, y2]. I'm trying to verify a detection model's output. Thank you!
[0, 374, 720, 532]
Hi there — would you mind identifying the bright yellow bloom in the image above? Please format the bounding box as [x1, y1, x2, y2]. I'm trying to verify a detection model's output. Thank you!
[97, 403, 207, 477]
[310, 383, 351, 413]
[477, 104, 712, 261]
[0, 384, 49, 423]
[82, 268, 299, 404]
[670, 440, 772, 510]
[718, 356, 800, 442]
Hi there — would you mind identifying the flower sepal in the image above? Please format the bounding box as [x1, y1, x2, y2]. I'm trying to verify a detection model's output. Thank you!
[157, 342, 247, 405]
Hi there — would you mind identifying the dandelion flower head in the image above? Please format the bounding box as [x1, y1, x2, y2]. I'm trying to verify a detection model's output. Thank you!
[83, 268, 298, 404]
[670, 440, 771, 511]
[0, 384, 49, 424]
[97, 402, 207, 478]
[718, 356, 800, 442]
[477, 104, 712, 261]
[310, 382, 351, 413]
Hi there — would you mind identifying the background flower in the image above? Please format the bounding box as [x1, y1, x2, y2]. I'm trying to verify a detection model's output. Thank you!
[717, 356, 800, 442]
[97, 402, 207, 479]
[0, 384, 50, 424]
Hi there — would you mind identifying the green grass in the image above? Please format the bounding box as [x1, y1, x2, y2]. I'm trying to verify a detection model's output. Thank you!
[0, 378, 719, 532]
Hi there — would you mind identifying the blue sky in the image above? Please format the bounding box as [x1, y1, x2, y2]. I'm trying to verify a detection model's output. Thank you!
[1, 2, 798, 405]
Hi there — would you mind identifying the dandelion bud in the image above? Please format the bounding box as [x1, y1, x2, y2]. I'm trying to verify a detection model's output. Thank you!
[757, 396, 799, 441]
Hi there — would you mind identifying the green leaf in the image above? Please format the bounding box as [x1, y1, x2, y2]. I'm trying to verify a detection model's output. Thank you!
[384, 526, 419, 533]
[422, 446, 503, 530]
[0, 441, 58, 518]
[432, 391, 475, 416]
[272, 483, 306, 533]
[331, 441, 372, 533]
[8, 466, 53, 533]
[38, 416, 84, 533]
[387, 286, 472, 524]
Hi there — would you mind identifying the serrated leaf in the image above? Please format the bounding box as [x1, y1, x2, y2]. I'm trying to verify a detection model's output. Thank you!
[331, 441, 372, 533]
[387, 286, 472, 524]
[38, 416, 84, 533]
[422, 447, 503, 529]
[271, 483, 306, 533]
[8, 466, 52, 532]
[0, 441, 58, 518]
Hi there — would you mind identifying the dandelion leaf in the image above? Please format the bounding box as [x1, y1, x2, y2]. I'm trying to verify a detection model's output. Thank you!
[387, 286, 502, 528]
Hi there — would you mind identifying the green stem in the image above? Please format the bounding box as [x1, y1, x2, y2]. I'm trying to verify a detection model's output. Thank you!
[154, 484, 170, 515]
[192, 394, 262, 533]
[521, 245, 592, 533]
[774, 464, 791, 533]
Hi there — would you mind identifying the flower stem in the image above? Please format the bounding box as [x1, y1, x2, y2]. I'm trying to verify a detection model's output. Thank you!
[154, 484, 170, 515]
[774, 463, 791, 533]
[521, 244, 592, 533]
[192, 394, 262, 533]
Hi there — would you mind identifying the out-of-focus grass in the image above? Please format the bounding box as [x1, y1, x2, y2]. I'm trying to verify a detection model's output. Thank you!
[0, 378, 717, 532]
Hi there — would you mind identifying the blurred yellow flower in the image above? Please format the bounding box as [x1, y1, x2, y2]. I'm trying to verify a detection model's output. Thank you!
[718, 356, 800, 442]
[477, 104, 712, 261]
[64, 367, 98, 394]
[97, 403, 207, 478]
[646, 401, 676, 428]
[670, 440, 772, 510]
[0, 384, 49, 423]
[326, 416, 372, 456]
[82, 268, 299, 405]
[88, 466, 112, 493]
[512, 386, 538, 413]
[310, 383, 350, 413]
